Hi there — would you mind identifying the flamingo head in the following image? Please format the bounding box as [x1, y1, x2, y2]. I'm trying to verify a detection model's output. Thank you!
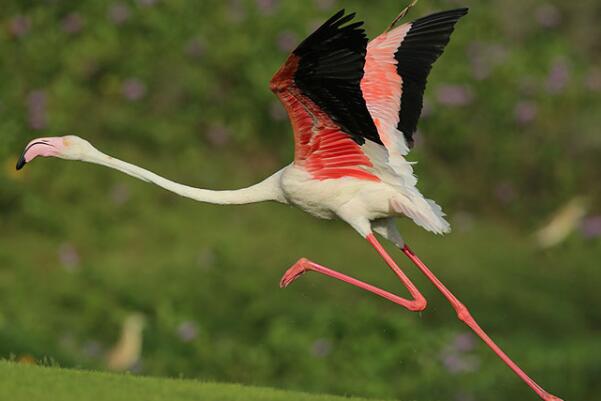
[16, 135, 94, 170]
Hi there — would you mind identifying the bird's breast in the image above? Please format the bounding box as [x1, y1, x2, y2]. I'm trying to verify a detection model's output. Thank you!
[280, 165, 338, 219]
[279, 164, 394, 221]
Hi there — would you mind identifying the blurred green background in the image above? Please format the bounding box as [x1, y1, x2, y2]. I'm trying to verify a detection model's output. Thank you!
[1, 0, 600, 400]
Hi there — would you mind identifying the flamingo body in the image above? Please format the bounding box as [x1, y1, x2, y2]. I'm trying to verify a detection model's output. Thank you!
[279, 147, 449, 235]
[270, 9, 462, 234]
[280, 163, 394, 221]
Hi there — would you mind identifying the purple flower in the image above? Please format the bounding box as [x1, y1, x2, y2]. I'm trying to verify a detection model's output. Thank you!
[514, 100, 538, 125]
[276, 31, 299, 53]
[581, 216, 601, 239]
[470, 58, 490, 81]
[535, 4, 561, 28]
[228, 0, 246, 23]
[108, 3, 131, 25]
[441, 353, 480, 374]
[27, 90, 47, 130]
[546, 60, 570, 94]
[442, 353, 461, 373]
[466, 42, 508, 81]
[311, 338, 332, 358]
[137, 0, 158, 7]
[61, 13, 84, 34]
[453, 332, 476, 353]
[436, 84, 474, 107]
[494, 181, 517, 204]
[58, 243, 80, 271]
[82, 340, 103, 358]
[466, 42, 490, 80]
[440, 333, 480, 374]
[206, 124, 231, 147]
[59, 332, 75, 349]
[314, 0, 335, 10]
[184, 38, 205, 59]
[8, 15, 31, 38]
[122, 78, 147, 101]
[584, 69, 601, 92]
[177, 321, 199, 342]
[130, 360, 143, 374]
[255, 0, 278, 15]
[455, 392, 476, 401]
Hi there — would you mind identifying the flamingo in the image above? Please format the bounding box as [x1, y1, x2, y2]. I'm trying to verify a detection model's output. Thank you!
[16, 5, 562, 401]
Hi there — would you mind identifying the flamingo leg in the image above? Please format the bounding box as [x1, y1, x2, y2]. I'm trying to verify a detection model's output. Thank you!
[401, 245, 563, 401]
[280, 234, 426, 312]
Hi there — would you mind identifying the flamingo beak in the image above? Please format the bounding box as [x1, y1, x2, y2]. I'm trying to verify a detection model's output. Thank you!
[16, 151, 27, 170]
[15, 139, 59, 171]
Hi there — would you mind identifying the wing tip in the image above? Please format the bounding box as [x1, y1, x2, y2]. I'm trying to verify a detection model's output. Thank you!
[393, 7, 469, 147]
[294, 9, 366, 57]
[413, 7, 469, 25]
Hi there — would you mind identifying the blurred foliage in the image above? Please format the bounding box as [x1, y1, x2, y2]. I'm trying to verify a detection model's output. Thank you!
[0, 1, 600, 401]
[1, 0, 600, 220]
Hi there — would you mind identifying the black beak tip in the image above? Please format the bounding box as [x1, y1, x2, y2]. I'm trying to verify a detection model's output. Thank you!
[16, 155, 26, 171]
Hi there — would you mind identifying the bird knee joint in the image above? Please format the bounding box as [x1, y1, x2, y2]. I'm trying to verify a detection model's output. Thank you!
[456, 304, 471, 322]
[296, 257, 309, 267]
[411, 297, 427, 312]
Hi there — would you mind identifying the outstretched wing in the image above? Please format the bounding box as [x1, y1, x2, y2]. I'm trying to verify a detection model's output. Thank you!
[362, 8, 468, 157]
[270, 10, 380, 182]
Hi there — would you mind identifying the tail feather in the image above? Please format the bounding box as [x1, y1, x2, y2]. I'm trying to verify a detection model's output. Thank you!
[391, 195, 450, 234]
[361, 140, 450, 234]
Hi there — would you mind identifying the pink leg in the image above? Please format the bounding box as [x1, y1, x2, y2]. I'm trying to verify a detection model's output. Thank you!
[402, 245, 563, 401]
[281, 234, 426, 312]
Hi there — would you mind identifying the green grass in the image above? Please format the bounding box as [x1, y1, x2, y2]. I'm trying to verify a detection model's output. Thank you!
[0, 361, 385, 401]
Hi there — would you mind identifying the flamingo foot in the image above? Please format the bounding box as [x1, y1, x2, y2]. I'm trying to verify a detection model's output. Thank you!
[280, 258, 310, 288]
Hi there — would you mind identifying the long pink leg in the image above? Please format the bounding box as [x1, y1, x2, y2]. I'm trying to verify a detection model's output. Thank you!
[402, 245, 563, 401]
[281, 234, 427, 312]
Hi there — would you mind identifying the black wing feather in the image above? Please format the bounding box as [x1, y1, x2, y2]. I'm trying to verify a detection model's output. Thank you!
[395, 8, 468, 146]
[293, 10, 380, 145]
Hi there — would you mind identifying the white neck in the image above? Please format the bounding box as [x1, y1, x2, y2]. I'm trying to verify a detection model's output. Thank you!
[78, 145, 287, 205]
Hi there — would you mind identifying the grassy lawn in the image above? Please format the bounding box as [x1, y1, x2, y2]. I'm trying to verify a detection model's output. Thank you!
[0, 361, 385, 401]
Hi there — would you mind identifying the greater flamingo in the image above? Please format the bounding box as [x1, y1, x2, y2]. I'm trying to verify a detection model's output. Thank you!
[16, 5, 562, 401]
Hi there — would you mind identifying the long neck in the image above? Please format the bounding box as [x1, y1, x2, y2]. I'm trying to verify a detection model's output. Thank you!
[80, 146, 287, 205]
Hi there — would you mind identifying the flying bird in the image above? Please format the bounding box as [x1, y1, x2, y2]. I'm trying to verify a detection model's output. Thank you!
[16, 5, 561, 401]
